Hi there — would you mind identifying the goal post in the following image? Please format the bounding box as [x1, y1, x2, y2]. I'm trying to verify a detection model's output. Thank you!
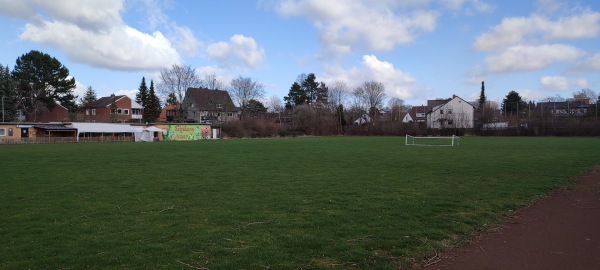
[405, 135, 460, 146]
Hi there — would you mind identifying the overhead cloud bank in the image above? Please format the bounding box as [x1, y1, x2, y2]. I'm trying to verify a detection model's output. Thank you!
[474, 9, 600, 73]
[276, 0, 437, 56]
[485, 44, 585, 73]
[323, 55, 417, 99]
[207, 35, 266, 71]
[539, 76, 587, 92]
[0, 0, 181, 70]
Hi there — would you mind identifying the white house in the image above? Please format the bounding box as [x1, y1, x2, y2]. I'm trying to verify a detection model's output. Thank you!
[427, 95, 475, 129]
[402, 113, 414, 123]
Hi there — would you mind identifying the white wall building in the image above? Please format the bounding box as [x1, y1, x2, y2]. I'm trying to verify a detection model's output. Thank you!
[427, 95, 475, 129]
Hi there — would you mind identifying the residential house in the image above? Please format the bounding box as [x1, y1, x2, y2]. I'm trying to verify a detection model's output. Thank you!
[80, 95, 143, 123]
[427, 95, 475, 129]
[403, 105, 428, 123]
[182, 88, 240, 124]
[158, 104, 180, 123]
[536, 99, 590, 117]
[18, 101, 71, 122]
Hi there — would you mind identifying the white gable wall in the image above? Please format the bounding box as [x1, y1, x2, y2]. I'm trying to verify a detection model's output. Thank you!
[402, 113, 414, 123]
[427, 97, 474, 129]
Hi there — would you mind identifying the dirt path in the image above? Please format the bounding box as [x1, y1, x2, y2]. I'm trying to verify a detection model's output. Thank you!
[418, 166, 600, 270]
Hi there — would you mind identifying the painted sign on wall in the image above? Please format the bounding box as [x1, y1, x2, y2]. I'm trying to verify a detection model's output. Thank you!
[164, 125, 211, 141]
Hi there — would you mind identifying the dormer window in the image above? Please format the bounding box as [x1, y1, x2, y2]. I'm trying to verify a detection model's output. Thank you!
[217, 104, 223, 109]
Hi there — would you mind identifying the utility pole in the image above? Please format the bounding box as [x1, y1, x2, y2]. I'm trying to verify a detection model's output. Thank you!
[2, 95, 4, 122]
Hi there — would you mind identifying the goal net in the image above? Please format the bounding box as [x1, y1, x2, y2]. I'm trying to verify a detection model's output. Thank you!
[405, 135, 460, 146]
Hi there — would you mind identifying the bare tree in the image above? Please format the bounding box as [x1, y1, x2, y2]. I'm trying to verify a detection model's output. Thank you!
[328, 80, 348, 110]
[353, 81, 386, 120]
[202, 72, 226, 90]
[387, 97, 406, 122]
[158, 64, 201, 104]
[229, 76, 265, 115]
[573, 88, 597, 103]
[268, 95, 284, 113]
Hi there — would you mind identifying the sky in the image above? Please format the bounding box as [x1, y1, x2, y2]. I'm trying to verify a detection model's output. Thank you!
[0, 0, 599, 108]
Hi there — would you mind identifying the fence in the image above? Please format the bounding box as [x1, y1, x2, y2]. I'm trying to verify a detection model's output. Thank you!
[0, 136, 135, 145]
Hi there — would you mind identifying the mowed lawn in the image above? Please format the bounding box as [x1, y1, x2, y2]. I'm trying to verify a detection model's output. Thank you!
[1, 137, 599, 269]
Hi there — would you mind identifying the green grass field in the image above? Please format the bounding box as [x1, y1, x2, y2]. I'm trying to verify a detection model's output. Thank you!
[1, 137, 599, 269]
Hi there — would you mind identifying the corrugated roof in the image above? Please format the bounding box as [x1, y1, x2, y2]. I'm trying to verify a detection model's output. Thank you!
[34, 125, 77, 131]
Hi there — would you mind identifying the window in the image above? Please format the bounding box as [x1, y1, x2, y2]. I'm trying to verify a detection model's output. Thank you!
[448, 109, 453, 114]
[227, 112, 233, 117]
[132, 108, 142, 115]
[217, 112, 221, 117]
[124, 109, 129, 115]
[116, 108, 123, 114]
[0, 128, 5, 136]
[416, 113, 425, 117]
[8, 128, 13, 136]
[440, 109, 444, 115]
[216, 104, 223, 109]
[85, 109, 90, 115]
[91, 109, 96, 115]
[448, 120, 454, 126]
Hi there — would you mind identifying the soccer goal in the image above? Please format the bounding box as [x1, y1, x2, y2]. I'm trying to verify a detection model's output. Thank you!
[405, 135, 460, 146]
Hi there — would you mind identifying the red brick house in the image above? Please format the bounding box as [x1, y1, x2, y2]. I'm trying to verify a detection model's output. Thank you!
[79, 95, 143, 123]
[158, 104, 180, 123]
[19, 102, 71, 122]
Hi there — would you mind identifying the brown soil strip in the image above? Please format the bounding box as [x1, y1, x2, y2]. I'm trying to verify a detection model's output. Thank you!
[418, 166, 600, 270]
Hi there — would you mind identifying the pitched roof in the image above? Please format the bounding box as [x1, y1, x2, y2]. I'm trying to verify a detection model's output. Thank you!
[409, 106, 428, 119]
[158, 104, 180, 122]
[427, 95, 475, 115]
[184, 88, 240, 111]
[87, 95, 128, 108]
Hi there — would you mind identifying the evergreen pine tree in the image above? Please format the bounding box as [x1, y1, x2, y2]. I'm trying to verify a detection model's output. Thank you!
[0, 65, 19, 122]
[143, 80, 161, 123]
[136, 77, 148, 106]
[479, 81, 486, 109]
[80, 86, 97, 108]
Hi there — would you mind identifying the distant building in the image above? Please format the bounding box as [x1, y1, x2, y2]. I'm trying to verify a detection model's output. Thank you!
[536, 99, 590, 117]
[427, 95, 475, 129]
[79, 95, 143, 123]
[182, 88, 240, 124]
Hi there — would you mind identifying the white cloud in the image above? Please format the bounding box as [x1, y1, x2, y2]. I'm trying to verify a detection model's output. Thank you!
[518, 89, 544, 101]
[195, 66, 234, 83]
[115, 89, 138, 101]
[276, 0, 437, 56]
[20, 20, 181, 70]
[474, 12, 600, 51]
[73, 79, 88, 100]
[0, 0, 123, 31]
[323, 55, 417, 99]
[539, 76, 588, 92]
[171, 25, 204, 56]
[2, 0, 184, 71]
[570, 52, 600, 73]
[539, 76, 569, 91]
[485, 44, 585, 73]
[206, 35, 265, 70]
